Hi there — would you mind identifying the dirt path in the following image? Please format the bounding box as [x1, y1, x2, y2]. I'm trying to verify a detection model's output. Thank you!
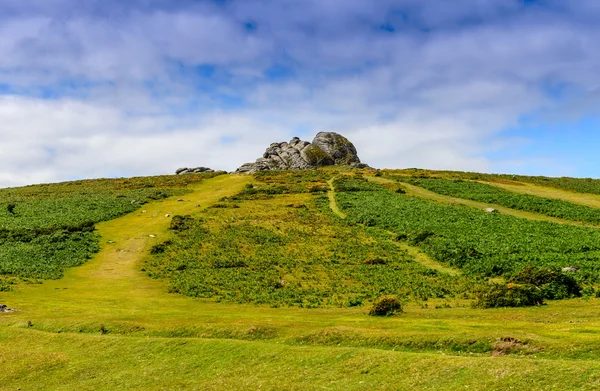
[368, 176, 599, 228]
[327, 177, 347, 219]
[330, 176, 460, 275]
[0, 174, 253, 323]
[482, 180, 600, 209]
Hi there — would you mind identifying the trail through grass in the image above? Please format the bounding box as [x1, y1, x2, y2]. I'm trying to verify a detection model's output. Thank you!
[4, 172, 600, 389]
[485, 180, 600, 208]
[391, 178, 598, 227]
[327, 177, 347, 218]
[345, 176, 461, 276]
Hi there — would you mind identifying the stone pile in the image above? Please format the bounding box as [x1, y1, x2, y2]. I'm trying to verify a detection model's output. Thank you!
[236, 132, 366, 173]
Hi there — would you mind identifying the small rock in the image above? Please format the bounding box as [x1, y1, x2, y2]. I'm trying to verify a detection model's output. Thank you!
[142, 210, 147, 213]
[484, 208, 497, 213]
[107, 240, 115, 244]
[0, 304, 14, 313]
[149, 234, 156, 238]
[175, 166, 214, 175]
[562, 266, 580, 272]
[177, 199, 184, 202]
[165, 214, 170, 217]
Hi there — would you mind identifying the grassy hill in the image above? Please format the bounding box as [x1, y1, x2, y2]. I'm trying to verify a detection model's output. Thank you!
[2, 168, 600, 390]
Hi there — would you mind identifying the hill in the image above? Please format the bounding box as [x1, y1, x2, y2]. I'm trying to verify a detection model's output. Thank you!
[2, 168, 600, 390]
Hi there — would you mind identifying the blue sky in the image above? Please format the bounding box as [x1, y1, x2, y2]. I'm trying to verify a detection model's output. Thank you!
[0, 0, 599, 187]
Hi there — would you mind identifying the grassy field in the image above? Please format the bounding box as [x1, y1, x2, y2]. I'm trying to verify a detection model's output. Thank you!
[3, 170, 600, 389]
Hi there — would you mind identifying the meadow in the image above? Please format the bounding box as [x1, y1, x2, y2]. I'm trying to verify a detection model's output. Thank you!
[145, 178, 470, 307]
[405, 177, 600, 224]
[0, 172, 222, 287]
[336, 175, 600, 284]
[2, 169, 600, 389]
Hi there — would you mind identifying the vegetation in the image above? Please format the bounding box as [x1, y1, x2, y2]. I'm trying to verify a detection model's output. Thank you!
[387, 168, 600, 195]
[336, 176, 600, 283]
[405, 177, 600, 224]
[0, 172, 222, 282]
[4, 170, 600, 389]
[145, 177, 469, 307]
[368, 296, 403, 316]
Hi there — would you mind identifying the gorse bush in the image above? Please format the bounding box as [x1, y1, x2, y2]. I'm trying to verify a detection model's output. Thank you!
[509, 265, 581, 300]
[169, 215, 195, 231]
[473, 284, 544, 308]
[368, 296, 403, 316]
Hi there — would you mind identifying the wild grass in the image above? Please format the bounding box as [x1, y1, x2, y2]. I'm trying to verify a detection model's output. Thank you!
[3, 170, 600, 389]
[0, 172, 223, 282]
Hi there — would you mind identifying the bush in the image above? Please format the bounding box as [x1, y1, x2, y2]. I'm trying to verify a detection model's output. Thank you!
[473, 283, 544, 308]
[368, 296, 403, 316]
[364, 258, 386, 265]
[169, 215, 194, 231]
[509, 265, 581, 300]
[150, 240, 173, 255]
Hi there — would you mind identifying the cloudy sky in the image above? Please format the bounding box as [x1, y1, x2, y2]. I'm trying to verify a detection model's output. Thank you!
[1, 0, 599, 187]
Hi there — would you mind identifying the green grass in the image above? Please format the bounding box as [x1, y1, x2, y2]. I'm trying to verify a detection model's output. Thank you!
[337, 176, 600, 283]
[4, 170, 600, 389]
[145, 175, 469, 307]
[0, 172, 223, 282]
[385, 168, 600, 195]
[405, 177, 600, 225]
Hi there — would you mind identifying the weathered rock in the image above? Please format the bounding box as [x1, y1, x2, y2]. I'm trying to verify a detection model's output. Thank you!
[562, 266, 580, 272]
[175, 167, 214, 175]
[0, 304, 14, 313]
[484, 208, 498, 213]
[312, 132, 360, 165]
[236, 132, 364, 173]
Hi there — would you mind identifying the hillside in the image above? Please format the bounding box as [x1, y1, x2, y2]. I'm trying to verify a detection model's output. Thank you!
[2, 168, 600, 390]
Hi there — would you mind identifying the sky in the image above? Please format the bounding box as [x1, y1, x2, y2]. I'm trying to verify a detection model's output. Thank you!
[1, 0, 599, 187]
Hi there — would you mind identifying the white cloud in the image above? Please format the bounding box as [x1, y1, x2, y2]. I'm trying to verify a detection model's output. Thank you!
[0, 1, 599, 186]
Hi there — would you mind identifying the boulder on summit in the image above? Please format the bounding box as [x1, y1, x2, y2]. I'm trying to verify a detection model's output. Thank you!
[236, 132, 366, 173]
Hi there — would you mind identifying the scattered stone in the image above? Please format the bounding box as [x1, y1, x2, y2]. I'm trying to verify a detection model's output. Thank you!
[165, 214, 170, 217]
[142, 210, 147, 213]
[107, 240, 115, 244]
[562, 266, 580, 272]
[484, 208, 498, 213]
[149, 234, 156, 238]
[175, 167, 215, 175]
[177, 199, 184, 202]
[236, 132, 366, 173]
[0, 304, 15, 313]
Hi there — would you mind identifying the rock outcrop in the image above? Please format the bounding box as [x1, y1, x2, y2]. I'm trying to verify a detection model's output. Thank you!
[175, 167, 214, 175]
[236, 132, 365, 173]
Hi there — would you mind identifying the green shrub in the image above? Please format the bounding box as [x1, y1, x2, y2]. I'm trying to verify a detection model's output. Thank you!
[169, 215, 194, 231]
[347, 296, 364, 307]
[473, 284, 544, 308]
[150, 240, 173, 255]
[364, 258, 386, 265]
[509, 265, 581, 300]
[368, 296, 403, 316]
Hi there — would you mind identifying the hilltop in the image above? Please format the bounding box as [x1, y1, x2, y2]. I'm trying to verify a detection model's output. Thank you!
[2, 168, 600, 389]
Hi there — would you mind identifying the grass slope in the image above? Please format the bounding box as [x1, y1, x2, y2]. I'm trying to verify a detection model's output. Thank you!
[406, 177, 600, 225]
[2, 170, 600, 389]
